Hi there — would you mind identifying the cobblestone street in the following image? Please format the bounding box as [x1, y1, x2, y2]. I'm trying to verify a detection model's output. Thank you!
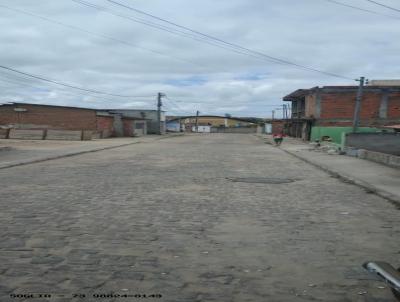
[0, 134, 399, 302]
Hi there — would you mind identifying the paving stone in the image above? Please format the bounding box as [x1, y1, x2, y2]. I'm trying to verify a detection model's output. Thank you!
[111, 271, 145, 280]
[31, 256, 65, 265]
[0, 239, 25, 249]
[0, 135, 399, 301]
[0, 284, 15, 294]
[29, 239, 67, 248]
[69, 277, 107, 289]
[100, 255, 136, 266]
[199, 272, 235, 285]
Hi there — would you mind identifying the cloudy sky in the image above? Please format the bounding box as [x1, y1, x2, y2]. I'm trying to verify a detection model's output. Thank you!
[0, 0, 399, 117]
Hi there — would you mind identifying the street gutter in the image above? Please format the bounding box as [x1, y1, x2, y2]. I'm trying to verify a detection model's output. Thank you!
[255, 134, 400, 209]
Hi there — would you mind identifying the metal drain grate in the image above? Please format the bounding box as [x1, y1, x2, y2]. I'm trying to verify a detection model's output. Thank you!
[227, 177, 295, 184]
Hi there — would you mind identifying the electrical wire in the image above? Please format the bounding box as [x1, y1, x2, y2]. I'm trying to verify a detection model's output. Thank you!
[164, 97, 192, 111]
[364, 0, 400, 13]
[162, 102, 191, 116]
[103, 0, 353, 80]
[322, 0, 400, 19]
[0, 74, 155, 104]
[162, 104, 181, 116]
[69, 0, 275, 65]
[163, 97, 194, 115]
[0, 65, 154, 98]
[0, 4, 201, 68]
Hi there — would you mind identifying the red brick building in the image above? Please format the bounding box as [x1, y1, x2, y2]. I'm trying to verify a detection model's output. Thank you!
[0, 103, 97, 130]
[95, 113, 115, 138]
[0, 103, 147, 139]
[282, 86, 400, 142]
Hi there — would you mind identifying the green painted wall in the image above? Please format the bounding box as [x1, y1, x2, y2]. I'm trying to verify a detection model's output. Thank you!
[310, 127, 384, 144]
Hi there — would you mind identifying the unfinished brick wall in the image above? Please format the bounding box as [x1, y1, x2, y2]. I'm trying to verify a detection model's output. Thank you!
[320, 92, 356, 119]
[0, 104, 97, 130]
[305, 94, 316, 118]
[388, 93, 400, 118]
[122, 119, 134, 137]
[96, 116, 114, 138]
[359, 92, 381, 119]
[317, 90, 400, 126]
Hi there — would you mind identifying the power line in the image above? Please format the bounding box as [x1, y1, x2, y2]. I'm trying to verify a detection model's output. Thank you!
[104, 0, 353, 80]
[0, 65, 154, 98]
[0, 4, 200, 68]
[73, 0, 352, 80]
[364, 0, 400, 13]
[165, 99, 194, 115]
[162, 104, 185, 116]
[0, 73, 155, 103]
[322, 0, 400, 19]
[163, 98, 194, 115]
[70, 0, 272, 64]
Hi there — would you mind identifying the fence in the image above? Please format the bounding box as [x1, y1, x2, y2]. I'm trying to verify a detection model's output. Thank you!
[210, 127, 257, 134]
[345, 132, 400, 156]
[4, 129, 93, 141]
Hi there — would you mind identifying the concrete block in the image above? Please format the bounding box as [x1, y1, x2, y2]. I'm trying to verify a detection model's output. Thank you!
[365, 151, 389, 165]
[0, 129, 9, 139]
[9, 129, 44, 140]
[46, 130, 83, 141]
[94, 131, 102, 139]
[82, 131, 92, 141]
[100, 129, 112, 138]
[345, 147, 358, 157]
[388, 155, 400, 168]
[357, 149, 367, 159]
[345, 132, 400, 156]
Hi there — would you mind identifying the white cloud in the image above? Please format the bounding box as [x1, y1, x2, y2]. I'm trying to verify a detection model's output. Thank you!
[0, 0, 399, 118]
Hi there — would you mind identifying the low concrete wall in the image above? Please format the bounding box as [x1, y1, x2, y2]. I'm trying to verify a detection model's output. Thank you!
[211, 127, 257, 134]
[0, 129, 9, 139]
[46, 130, 92, 141]
[82, 131, 92, 141]
[345, 132, 400, 156]
[357, 149, 400, 169]
[3, 129, 93, 141]
[9, 129, 45, 140]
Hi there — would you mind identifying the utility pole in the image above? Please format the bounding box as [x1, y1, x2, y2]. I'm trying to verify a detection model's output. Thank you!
[272, 110, 275, 120]
[195, 110, 199, 133]
[352, 77, 365, 133]
[157, 92, 165, 135]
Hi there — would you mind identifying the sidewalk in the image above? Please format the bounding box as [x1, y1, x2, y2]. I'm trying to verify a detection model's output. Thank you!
[258, 135, 400, 206]
[0, 134, 183, 169]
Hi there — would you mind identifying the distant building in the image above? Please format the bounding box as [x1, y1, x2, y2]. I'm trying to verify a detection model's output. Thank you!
[103, 109, 165, 134]
[283, 86, 400, 143]
[166, 120, 182, 132]
[167, 115, 257, 133]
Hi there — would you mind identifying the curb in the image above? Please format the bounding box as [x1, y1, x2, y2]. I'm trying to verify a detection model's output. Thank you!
[0, 134, 184, 170]
[254, 134, 400, 208]
[281, 148, 400, 209]
[0, 142, 141, 170]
